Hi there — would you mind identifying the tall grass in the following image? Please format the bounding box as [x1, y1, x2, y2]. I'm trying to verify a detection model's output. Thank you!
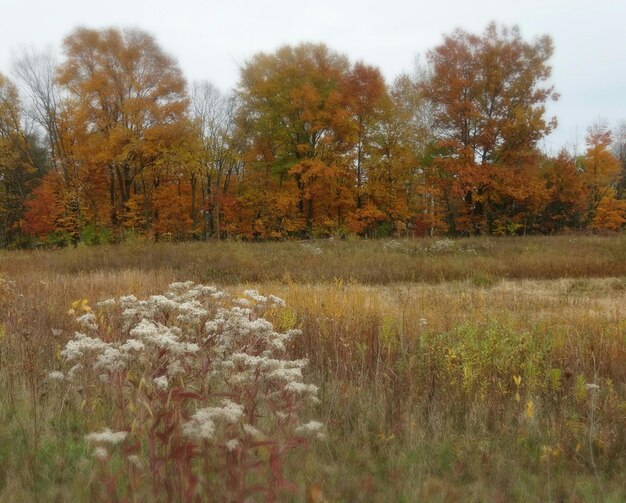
[2, 234, 626, 284]
[1, 235, 625, 501]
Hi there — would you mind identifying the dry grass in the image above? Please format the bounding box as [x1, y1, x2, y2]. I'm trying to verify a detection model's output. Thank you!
[2, 234, 626, 284]
[1, 235, 625, 501]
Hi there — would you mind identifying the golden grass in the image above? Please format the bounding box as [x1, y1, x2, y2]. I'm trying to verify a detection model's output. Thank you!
[2, 234, 625, 284]
[0, 235, 625, 501]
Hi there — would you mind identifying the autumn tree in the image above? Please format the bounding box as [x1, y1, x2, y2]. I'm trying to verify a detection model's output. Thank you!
[341, 63, 388, 209]
[236, 43, 354, 237]
[13, 50, 90, 245]
[20, 176, 57, 237]
[421, 23, 558, 235]
[589, 188, 626, 231]
[581, 123, 625, 229]
[0, 73, 47, 246]
[5, 25, 624, 244]
[542, 150, 587, 232]
[351, 74, 435, 236]
[56, 27, 192, 230]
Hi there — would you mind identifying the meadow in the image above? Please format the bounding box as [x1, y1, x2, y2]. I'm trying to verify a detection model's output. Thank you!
[1, 235, 625, 502]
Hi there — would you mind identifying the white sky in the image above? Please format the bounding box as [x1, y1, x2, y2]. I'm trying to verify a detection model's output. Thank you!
[1, 0, 625, 152]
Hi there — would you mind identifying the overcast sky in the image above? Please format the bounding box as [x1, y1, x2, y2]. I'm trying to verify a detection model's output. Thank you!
[1, 0, 624, 152]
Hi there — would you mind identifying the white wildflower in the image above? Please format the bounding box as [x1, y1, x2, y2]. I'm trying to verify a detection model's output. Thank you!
[176, 301, 208, 323]
[46, 371, 65, 382]
[296, 420, 324, 434]
[95, 347, 125, 372]
[119, 295, 138, 307]
[197, 285, 218, 295]
[167, 359, 184, 377]
[129, 319, 158, 339]
[183, 400, 245, 441]
[268, 333, 289, 352]
[183, 413, 216, 441]
[224, 439, 239, 452]
[60, 333, 108, 362]
[285, 382, 319, 396]
[96, 298, 116, 309]
[120, 339, 144, 353]
[296, 421, 325, 440]
[216, 360, 235, 371]
[128, 454, 143, 470]
[268, 295, 286, 306]
[212, 400, 245, 423]
[268, 367, 302, 382]
[153, 375, 169, 390]
[143, 328, 179, 350]
[149, 295, 178, 312]
[242, 424, 264, 440]
[57, 282, 323, 465]
[586, 383, 600, 392]
[93, 447, 108, 460]
[85, 428, 128, 445]
[230, 353, 262, 367]
[137, 323, 199, 355]
[67, 363, 83, 380]
[243, 289, 267, 303]
[121, 308, 139, 329]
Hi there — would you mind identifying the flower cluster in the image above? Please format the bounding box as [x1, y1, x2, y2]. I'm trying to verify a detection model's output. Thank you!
[54, 282, 322, 500]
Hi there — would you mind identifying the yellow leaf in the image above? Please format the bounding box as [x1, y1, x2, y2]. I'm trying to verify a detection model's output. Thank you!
[308, 483, 327, 503]
[524, 400, 535, 419]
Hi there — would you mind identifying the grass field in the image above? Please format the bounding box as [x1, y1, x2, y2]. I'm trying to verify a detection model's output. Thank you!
[1, 235, 625, 501]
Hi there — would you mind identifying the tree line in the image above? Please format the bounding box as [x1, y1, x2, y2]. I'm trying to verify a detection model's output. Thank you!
[0, 23, 625, 247]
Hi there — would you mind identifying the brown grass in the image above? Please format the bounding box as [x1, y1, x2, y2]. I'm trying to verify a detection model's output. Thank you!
[2, 234, 626, 284]
[1, 235, 625, 501]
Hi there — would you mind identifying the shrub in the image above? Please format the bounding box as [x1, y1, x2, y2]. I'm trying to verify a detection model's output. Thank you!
[52, 283, 323, 501]
[79, 224, 112, 246]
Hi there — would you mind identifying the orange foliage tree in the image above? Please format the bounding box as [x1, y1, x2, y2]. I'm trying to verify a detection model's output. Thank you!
[56, 27, 193, 232]
[235, 43, 357, 237]
[5, 25, 626, 246]
[421, 23, 558, 235]
[542, 150, 587, 232]
[590, 188, 626, 231]
[581, 123, 623, 229]
[21, 173, 62, 237]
